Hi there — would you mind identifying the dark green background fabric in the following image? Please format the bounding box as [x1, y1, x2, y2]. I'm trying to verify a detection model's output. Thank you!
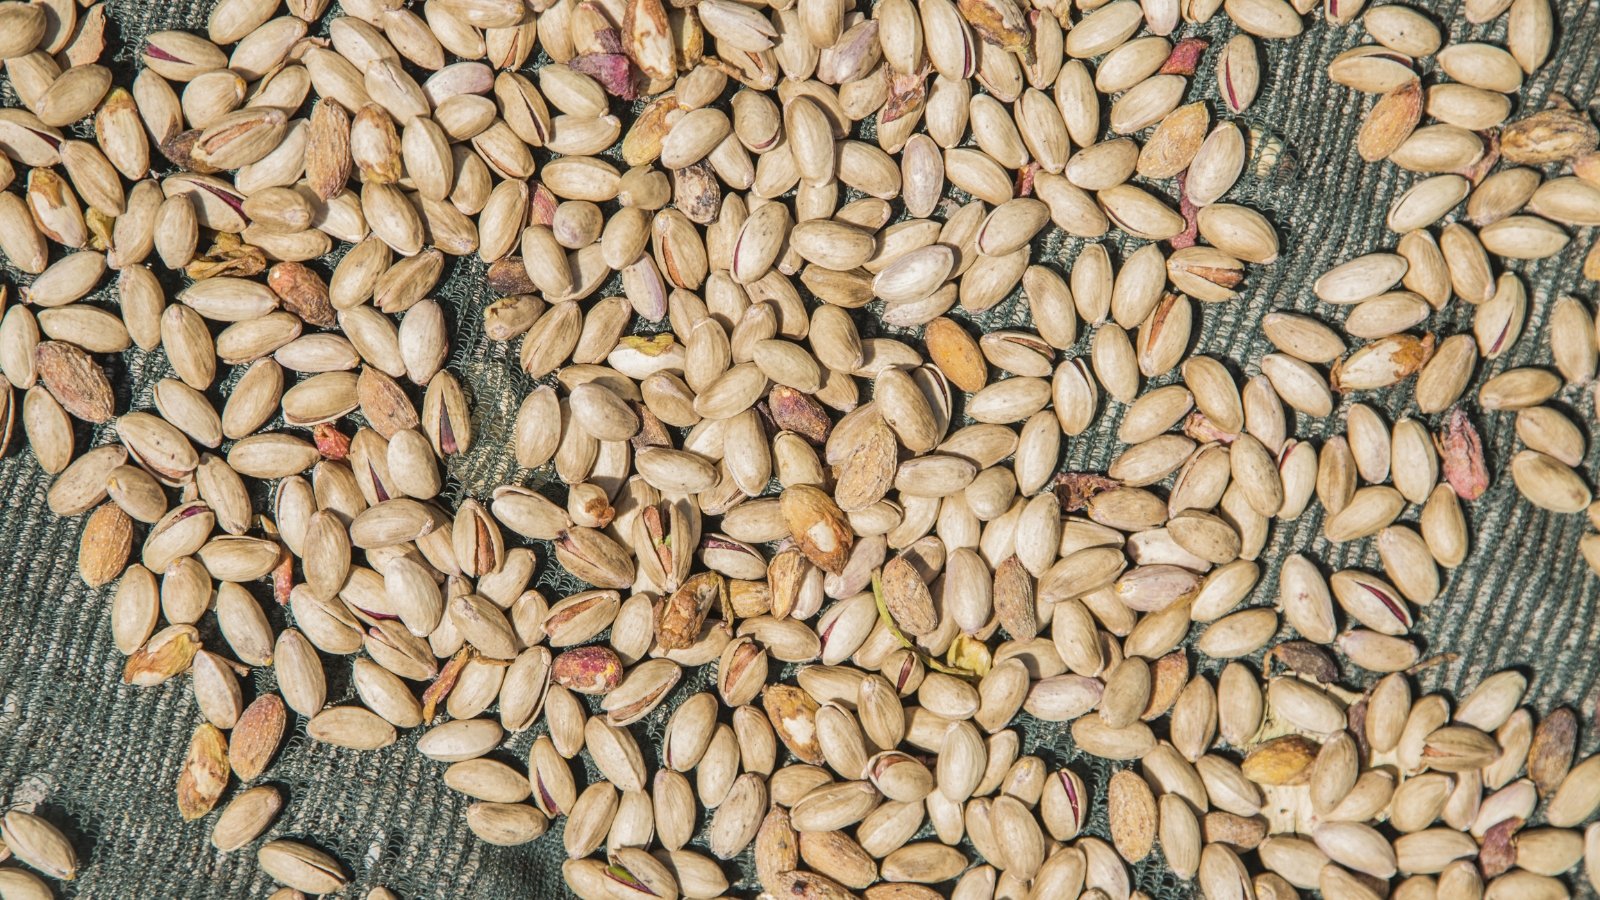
[2, 0, 1600, 896]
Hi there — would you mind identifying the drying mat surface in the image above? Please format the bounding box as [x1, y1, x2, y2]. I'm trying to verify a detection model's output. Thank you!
[1, 0, 1600, 896]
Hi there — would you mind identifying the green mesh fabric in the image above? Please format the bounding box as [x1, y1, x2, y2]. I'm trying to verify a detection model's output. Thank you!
[3, 0, 1600, 897]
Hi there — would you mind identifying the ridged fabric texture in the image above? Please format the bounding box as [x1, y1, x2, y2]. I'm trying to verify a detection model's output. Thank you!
[1, 0, 1598, 896]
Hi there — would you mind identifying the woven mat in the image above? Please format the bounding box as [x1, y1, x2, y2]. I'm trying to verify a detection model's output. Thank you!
[2, 0, 1600, 896]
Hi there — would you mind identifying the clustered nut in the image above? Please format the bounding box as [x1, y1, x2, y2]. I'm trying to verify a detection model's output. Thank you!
[0, 0, 1595, 896]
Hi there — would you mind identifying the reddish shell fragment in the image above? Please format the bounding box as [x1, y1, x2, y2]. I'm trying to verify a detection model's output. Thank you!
[570, 53, 640, 100]
[272, 554, 294, 606]
[529, 184, 559, 228]
[553, 645, 625, 695]
[768, 386, 832, 444]
[143, 42, 183, 63]
[1015, 162, 1038, 198]
[1437, 408, 1490, 501]
[314, 423, 350, 460]
[1478, 816, 1522, 878]
[1458, 128, 1502, 185]
[1171, 172, 1201, 249]
[421, 648, 473, 723]
[1161, 38, 1210, 76]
